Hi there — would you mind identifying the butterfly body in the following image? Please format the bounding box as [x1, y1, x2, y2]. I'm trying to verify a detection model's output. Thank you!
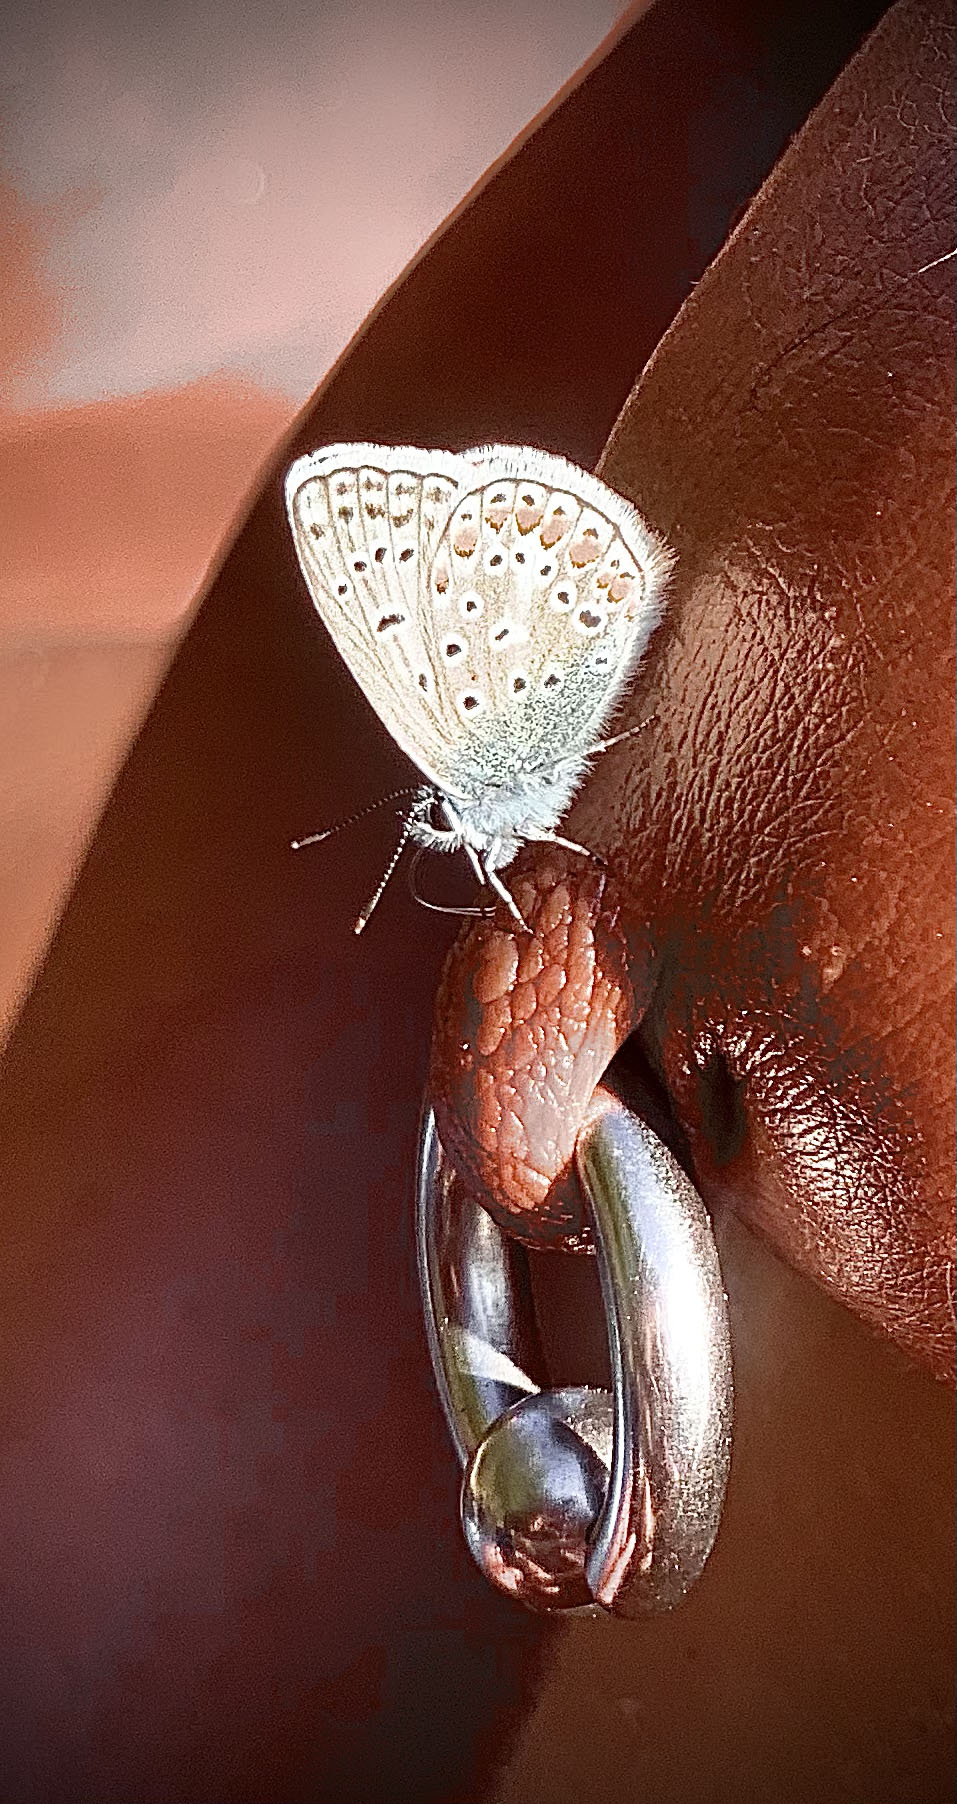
[285, 442, 673, 923]
[405, 760, 584, 867]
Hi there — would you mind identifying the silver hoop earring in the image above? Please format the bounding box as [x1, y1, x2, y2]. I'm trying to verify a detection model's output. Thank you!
[416, 1091, 733, 1616]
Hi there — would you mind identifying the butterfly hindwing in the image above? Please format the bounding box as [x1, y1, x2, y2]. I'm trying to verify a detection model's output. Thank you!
[423, 445, 673, 789]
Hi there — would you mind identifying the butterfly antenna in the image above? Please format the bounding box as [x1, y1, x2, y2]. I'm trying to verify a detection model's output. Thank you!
[291, 786, 420, 850]
[353, 810, 420, 935]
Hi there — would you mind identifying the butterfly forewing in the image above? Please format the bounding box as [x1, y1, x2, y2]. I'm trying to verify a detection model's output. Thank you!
[286, 445, 471, 794]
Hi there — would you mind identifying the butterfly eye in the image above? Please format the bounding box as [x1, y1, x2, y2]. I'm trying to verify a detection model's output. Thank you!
[510, 671, 529, 697]
[374, 545, 388, 563]
[575, 606, 605, 635]
[443, 638, 467, 662]
[541, 667, 563, 691]
[458, 590, 484, 619]
[457, 689, 485, 718]
[550, 585, 575, 612]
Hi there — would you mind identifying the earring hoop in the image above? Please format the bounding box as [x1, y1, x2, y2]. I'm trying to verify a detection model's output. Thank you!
[416, 1090, 733, 1616]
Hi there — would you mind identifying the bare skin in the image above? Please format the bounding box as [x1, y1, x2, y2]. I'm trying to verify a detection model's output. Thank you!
[0, 5, 950, 1801]
[431, 0, 956, 1381]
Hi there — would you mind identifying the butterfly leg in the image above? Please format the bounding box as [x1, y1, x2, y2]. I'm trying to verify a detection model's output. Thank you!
[438, 795, 488, 890]
[530, 831, 602, 864]
[463, 842, 487, 888]
[482, 844, 531, 932]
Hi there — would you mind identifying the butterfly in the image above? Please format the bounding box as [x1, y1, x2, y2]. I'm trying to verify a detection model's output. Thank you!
[284, 442, 673, 930]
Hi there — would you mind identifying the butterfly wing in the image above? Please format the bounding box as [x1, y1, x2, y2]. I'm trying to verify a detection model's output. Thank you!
[286, 441, 673, 801]
[420, 444, 674, 792]
[285, 444, 477, 796]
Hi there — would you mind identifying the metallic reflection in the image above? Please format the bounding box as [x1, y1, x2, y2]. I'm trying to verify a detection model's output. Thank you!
[416, 1092, 733, 1615]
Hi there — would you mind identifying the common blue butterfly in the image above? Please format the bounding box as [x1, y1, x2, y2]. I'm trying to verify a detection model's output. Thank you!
[285, 443, 673, 928]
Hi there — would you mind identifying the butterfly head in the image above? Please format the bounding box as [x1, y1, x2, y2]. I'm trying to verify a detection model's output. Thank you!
[407, 754, 585, 875]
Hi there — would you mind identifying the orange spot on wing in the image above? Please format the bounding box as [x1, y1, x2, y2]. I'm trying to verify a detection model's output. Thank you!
[540, 513, 568, 548]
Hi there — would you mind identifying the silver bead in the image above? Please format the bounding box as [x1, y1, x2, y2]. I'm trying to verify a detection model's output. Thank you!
[461, 1387, 613, 1613]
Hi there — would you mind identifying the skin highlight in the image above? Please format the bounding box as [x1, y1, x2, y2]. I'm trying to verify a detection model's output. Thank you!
[430, 0, 956, 1381]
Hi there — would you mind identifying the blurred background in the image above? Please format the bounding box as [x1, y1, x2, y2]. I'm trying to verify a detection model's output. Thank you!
[0, 0, 631, 1042]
